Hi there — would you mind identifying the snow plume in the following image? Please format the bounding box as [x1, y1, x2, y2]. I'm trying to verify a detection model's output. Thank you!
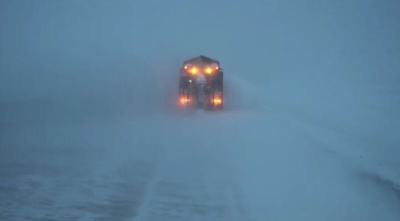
[1, 0, 400, 220]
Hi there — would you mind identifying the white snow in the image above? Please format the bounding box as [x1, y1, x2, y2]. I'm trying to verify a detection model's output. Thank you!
[3, 72, 399, 220]
[1, 0, 400, 220]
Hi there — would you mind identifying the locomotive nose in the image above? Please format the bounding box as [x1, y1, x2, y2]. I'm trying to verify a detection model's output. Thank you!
[195, 73, 207, 84]
[195, 73, 207, 106]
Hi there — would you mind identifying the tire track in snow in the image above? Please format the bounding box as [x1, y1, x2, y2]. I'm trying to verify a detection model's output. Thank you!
[133, 140, 248, 221]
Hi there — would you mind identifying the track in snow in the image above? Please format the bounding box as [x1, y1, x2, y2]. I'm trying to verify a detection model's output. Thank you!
[1, 75, 399, 221]
[134, 114, 249, 221]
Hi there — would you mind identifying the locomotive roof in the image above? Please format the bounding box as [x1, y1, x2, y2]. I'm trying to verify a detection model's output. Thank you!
[183, 55, 220, 65]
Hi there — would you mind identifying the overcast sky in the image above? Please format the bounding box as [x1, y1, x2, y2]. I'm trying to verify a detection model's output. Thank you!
[1, 0, 399, 101]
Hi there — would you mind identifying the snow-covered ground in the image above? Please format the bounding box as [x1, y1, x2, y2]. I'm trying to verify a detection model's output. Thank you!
[1, 74, 399, 221]
[1, 0, 400, 220]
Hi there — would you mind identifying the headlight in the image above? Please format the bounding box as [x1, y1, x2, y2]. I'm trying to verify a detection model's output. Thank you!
[190, 67, 198, 75]
[205, 67, 213, 74]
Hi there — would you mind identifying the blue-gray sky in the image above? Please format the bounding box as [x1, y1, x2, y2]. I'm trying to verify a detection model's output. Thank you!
[1, 0, 399, 101]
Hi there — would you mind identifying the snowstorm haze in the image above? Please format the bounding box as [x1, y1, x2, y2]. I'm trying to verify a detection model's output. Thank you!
[1, 1, 399, 101]
[1, 0, 400, 220]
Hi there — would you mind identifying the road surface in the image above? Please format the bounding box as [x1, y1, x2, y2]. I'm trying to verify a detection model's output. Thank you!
[1, 77, 399, 221]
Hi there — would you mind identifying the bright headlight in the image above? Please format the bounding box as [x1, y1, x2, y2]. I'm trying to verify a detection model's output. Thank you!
[205, 67, 213, 74]
[190, 67, 198, 75]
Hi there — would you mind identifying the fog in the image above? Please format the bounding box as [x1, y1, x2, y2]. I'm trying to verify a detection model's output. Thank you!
[1, 0, 399, 103]
[1, 0, 400, 220]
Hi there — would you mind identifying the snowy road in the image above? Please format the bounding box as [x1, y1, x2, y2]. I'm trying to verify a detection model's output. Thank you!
[2, 0, 400, 220]
[1, 102, 400, 220]
[0, 75, 399, 221]
[133, 115, 248, 221]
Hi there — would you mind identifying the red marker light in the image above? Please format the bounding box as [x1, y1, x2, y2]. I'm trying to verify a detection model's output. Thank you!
[213, 98, 222, 104]
[180, 97, 190, 105]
